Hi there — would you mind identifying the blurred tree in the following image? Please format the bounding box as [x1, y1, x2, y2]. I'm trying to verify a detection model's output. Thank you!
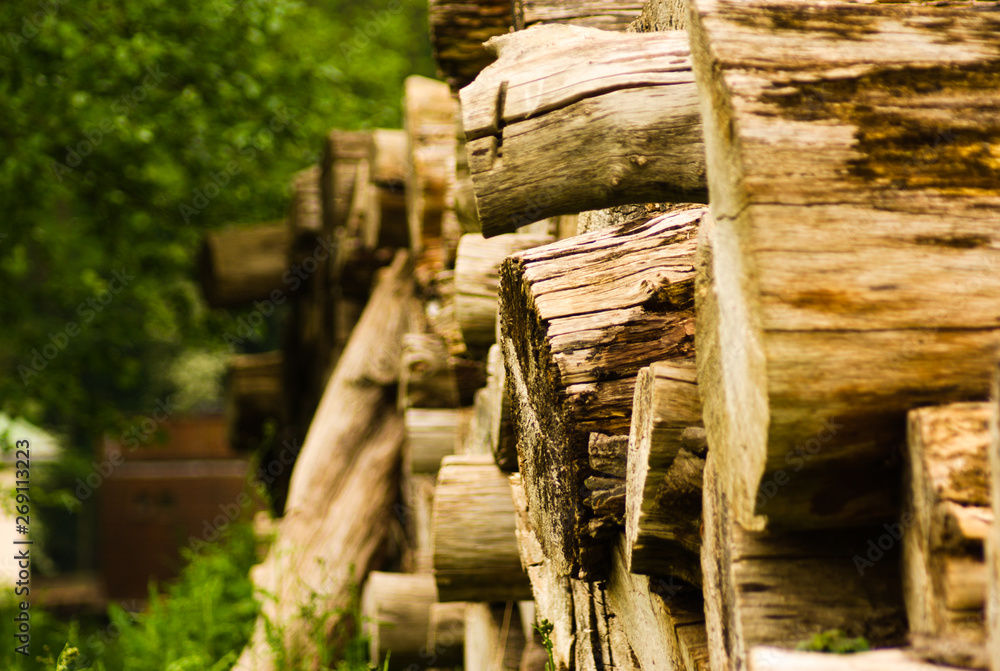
[0, 0, 435, 447]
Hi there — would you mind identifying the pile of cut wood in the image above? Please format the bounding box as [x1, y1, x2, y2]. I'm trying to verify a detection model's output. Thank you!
[200, 1, 1000, 670]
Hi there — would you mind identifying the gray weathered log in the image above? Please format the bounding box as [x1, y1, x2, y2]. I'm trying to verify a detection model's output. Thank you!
[626, 358, 704, 583]
[904, 403, 993, 644]
[198, 223, 290, 308]
[361, 572, 438, 670]
[499, 209, 702, 577]
[461, 24, 706, 237]
[432, 455, 532, 602]
[689, 0, 1000, 531]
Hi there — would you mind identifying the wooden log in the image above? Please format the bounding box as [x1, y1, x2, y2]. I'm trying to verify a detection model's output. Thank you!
[233, 252, 415, 671]
[571, 580, 612, 671]
[461, 25, 706, 237]
[485, 344, 517, 471]
[429, 0, 511, 92]
[606, 535, 709, 671]
[509, 474, 574, 671]
[322, 130, 371, 234]
[402, 473, 437, 574]
[366, 129, 410, 250]
[428, 602, 467, 668]
[749, 647, 971, 671]
[225, 351, 286, 453]
[904, 403, 993, 643]
[198, 222, 290, 308]
[700, 451, 907, 671]
[406, 407, 473, 474]
[626, 358, 704, 583]
[629, 0, 688, 32]
[514, 0, 644, 30]
[465, 602, 526, 671]
[361, 572, 438, 670]
[990, 364, 1000, 671]
[400, 331, 461, 410]
[688, 0, 1000, 531]
[499, 209, 702, 577]
[455, 233, 553, 355]
[432, 455, 532, 602]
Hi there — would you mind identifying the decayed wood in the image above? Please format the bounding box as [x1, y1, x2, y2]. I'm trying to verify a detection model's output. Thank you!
[429, 0, 511, 91]
[361, 572, 438, 670]
[461, 24, 706, 237]
[428, 601, 467, 668]
[465, 602, 526, 671]
[225, 351, 286, 453]
[486, 344, 517, 471]
[626, 358, 704, 583]
[198, 223, 290, 308]
[233, 252, 415, 671]
[605, 535, 709, 671]
[432, 455, 532, 602]
[688, 0, 1000, 530]
[904, 403, 993, 643]
[748, 647, 971, 671]
[700, 451, 907, 671]
[509, 473, 574, 671]
[499, 209, 702, 577]
[406, 408, 473, 474]
[514, 0, 644, 30]
[583, 434, 628, 540]
[455, 233, 553, 354]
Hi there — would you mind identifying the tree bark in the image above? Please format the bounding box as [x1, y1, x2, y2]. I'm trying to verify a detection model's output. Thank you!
[361, 572, 439, 670]
[499, 209, 702, 577]
[432, 455, 532, 602]
[688, 0, 1000, 531]
[461, 24, 706, 237]
[904, 403, 992, 644]
[625, 359, 704, 584]
[198, 223, 290, 308]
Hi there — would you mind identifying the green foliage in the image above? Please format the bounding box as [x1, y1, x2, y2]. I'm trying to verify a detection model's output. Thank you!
[0, 0, 435, 445]
[533, 618, 555, 671]
[795, 629, 871, 654]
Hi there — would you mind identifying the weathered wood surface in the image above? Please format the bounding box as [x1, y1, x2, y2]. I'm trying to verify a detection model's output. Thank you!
[688, 0, 1000, 531]
[407, 408, 472, 474]
[233, 252, 415, 671]
[198, 223, 290, 308]
[399, 331, 461, 410]
[465, 602, 526, 671]
[904, 403, 993, 643]
[605, 535, 709, 671]
[583, 433, 627, 541]
[701, 452, 907, 671]
[510, 473, 574, 671]
[225, 351, 286, 453]
[626, 359, 704, 583]
[429, 0, 510, 91]
[572, 580, 612, 671]
[749, 647, 972, 671]
[514, 0, 644, 30]
[628, 0, 687, 32]
[499, 209, 702, 577]
[361, 571, 438, 670]
[366, 129, 410, 250]
[428, 601, 467, 668]
[486, 344, 517, 471]
[401, 473, 437, 574]
[455, 233, 553, 354]
[432, 455, 532, 602]
[461, 25, 706, 237]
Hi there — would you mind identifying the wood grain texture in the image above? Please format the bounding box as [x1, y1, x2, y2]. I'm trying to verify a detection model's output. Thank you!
[626, 359, 704, 584]
[688, 0, 1000, 530]
[429, 0, 510, 91]
[432, 455, 532, 602]
[904, 402, 993, 643]
[461, 24, 706, 236]
[515, 0, 644, 30]
[406, 407, 472, 474]
[500, 209, 703, 578]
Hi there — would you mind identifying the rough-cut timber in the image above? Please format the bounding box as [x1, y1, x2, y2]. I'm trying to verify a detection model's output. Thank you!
[700, 452, 907, 671]
[499, 209, 702, 577]
[361, 572, 438, 670]
[198, 223, 289, 308]
[455, 233, 553, 355]
[461, 24, 706, 237]
[688, 0, 1000, 531]
[406, 408, 472, 474]
[510, 474, 574, 671]
[514, 0, 644, 30]
[432, 455, 532, 602]
[225, 351, 286, 453]
[428, 601, 466, 668]
[904, 403, 993, 645]
[429, 0, 511, 91]
[749, 647, 971, 671]
[626, 359, 704, 584]
[464, 602, 526, 671]
[233, 253, 415, 671]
